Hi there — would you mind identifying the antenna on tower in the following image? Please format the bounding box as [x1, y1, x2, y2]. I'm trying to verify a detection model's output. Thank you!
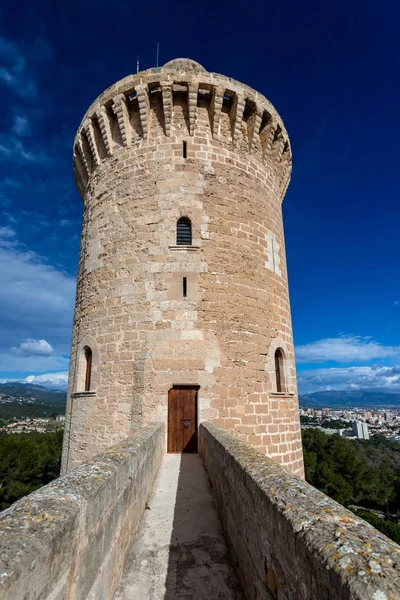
[156, 42, 160, 67]
[136, 55, 139, 74]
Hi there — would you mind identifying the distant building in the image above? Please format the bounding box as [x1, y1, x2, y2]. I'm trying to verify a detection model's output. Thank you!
[352, 421, 369, 440]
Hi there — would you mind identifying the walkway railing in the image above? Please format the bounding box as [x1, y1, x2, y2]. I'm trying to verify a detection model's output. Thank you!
[200, 422, 400, 600]
[0, 422, 164, 600]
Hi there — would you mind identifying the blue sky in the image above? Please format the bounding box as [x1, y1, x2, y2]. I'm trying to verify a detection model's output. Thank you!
[0, 0, 399, 393]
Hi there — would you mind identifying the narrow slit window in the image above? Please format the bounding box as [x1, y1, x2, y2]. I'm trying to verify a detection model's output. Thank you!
[176, 217, 192, 245]
[183, 141, 187, 158]
[183, 277, 187, 297]
[274, 348, 285, 393]
[84, 346, 92, 392]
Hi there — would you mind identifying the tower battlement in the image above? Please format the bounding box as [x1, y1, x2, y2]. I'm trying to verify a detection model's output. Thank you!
[73, 58, 291, 201]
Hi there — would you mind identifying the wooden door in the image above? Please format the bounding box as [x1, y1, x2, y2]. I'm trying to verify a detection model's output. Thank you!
[168, 386, 198, 453]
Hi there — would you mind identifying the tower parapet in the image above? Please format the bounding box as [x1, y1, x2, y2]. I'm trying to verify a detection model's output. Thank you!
[73, 58, 292, 202]
[63, 58, 303, 477]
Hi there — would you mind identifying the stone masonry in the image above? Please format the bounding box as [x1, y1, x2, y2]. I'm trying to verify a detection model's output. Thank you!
[62, 58, 304, 477]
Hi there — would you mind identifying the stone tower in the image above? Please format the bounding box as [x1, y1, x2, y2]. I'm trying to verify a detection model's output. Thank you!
[61, 58, 304, 477]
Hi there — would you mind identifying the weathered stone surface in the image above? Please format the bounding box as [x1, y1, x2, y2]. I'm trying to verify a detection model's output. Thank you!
[63, 57, 303, 478]
[199, 422, 400, 600]
[0, 423, 164, 600]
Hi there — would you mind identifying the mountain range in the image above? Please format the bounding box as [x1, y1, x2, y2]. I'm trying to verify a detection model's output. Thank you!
[299, 390, 400, 408]
[1, 382, 400, 410]
[0, 382, 66, 405]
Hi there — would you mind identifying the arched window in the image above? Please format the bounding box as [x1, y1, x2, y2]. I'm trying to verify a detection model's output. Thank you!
[84, 346, 92, 392]
[274, 348, 285, 393]
[177, 217, 192, 245]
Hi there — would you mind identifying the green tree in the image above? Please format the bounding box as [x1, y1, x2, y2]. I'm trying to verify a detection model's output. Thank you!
[0, 429, 63, 511]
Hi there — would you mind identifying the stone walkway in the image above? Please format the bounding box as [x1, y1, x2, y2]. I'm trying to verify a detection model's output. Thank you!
[114, 454, 243, 600]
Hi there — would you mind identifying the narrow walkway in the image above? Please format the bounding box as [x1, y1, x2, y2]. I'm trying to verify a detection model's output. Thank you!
[114, 454, 243, 600]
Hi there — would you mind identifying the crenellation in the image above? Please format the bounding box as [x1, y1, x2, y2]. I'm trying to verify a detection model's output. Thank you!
[230, 93, 245, 144]
[77, 133, 93, 177]
[72, 64, 292, 193]
[136, 85, 150, 141]
[73, 147, 88, 196]
[161, 83, 172, 136]
[188, 82, 198, 135]
[96, 106, 114, 157]
[112, 93, 131, 147]
[83, 120, 101, 167]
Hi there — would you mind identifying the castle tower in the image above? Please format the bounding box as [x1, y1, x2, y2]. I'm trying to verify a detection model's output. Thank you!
[61, 58, 304, 477]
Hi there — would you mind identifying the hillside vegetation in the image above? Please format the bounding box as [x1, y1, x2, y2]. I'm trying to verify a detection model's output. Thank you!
[302, 428, 400, 544]
[0, 429, 63, 511]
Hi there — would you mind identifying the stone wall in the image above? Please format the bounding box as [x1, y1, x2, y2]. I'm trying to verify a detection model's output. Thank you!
[63, 57, 303, 477]
[0, 423, 164, 600]
[199, 422, 400, 600]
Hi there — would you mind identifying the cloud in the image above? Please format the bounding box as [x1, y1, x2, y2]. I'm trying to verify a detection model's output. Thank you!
[0, 36, 51, 99]
[297, 365, 400, 394]
[11, 338, 54, 357]
[24, 372, 68, 390]
[0, 371, 69, 391]
[0, 36, 36, 97]
[0, 36, 54, 165]
[12, 115, 30, 137]
[295, 335, 400, 363]
[0, 226, 16, 239]
[0, 133, 50, 164]
[0, 227, 75, 371]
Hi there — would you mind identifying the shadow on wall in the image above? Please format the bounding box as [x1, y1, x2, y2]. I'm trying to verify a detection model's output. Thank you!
[164, 454, 243, 600]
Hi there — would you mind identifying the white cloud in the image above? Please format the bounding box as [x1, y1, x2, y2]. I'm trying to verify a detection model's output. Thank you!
[0, 133, 50, 164]
[12, 115, 30, 137]
[0, 226, 16, 239]
[297, 365, 400, 394]
[0, 230, 75, 371]
[0, 372, 68, 390]
[0, 36, 54, 165]
[24, 372, 68, 390]
[0, 36, 50, 99]
[0, 36, 36, 97]
[295, 335, 400, 363]
[11, 338, 54, 357]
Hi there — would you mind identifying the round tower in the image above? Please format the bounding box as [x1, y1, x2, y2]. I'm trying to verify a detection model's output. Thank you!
[61, 58, 304, 477]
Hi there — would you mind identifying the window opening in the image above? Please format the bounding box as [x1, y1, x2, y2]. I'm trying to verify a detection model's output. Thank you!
[183, 277, 187, 297]
[183, 141, 187, 158]
[176, 217, 192, 245]
[274, 348, 284, 393]
[84, 346, 92, 392]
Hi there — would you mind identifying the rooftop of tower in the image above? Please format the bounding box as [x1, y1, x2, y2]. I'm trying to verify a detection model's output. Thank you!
[74, 56, 289, 144]
[163, 57, 206, 72]
[72, 57, 292, 201]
